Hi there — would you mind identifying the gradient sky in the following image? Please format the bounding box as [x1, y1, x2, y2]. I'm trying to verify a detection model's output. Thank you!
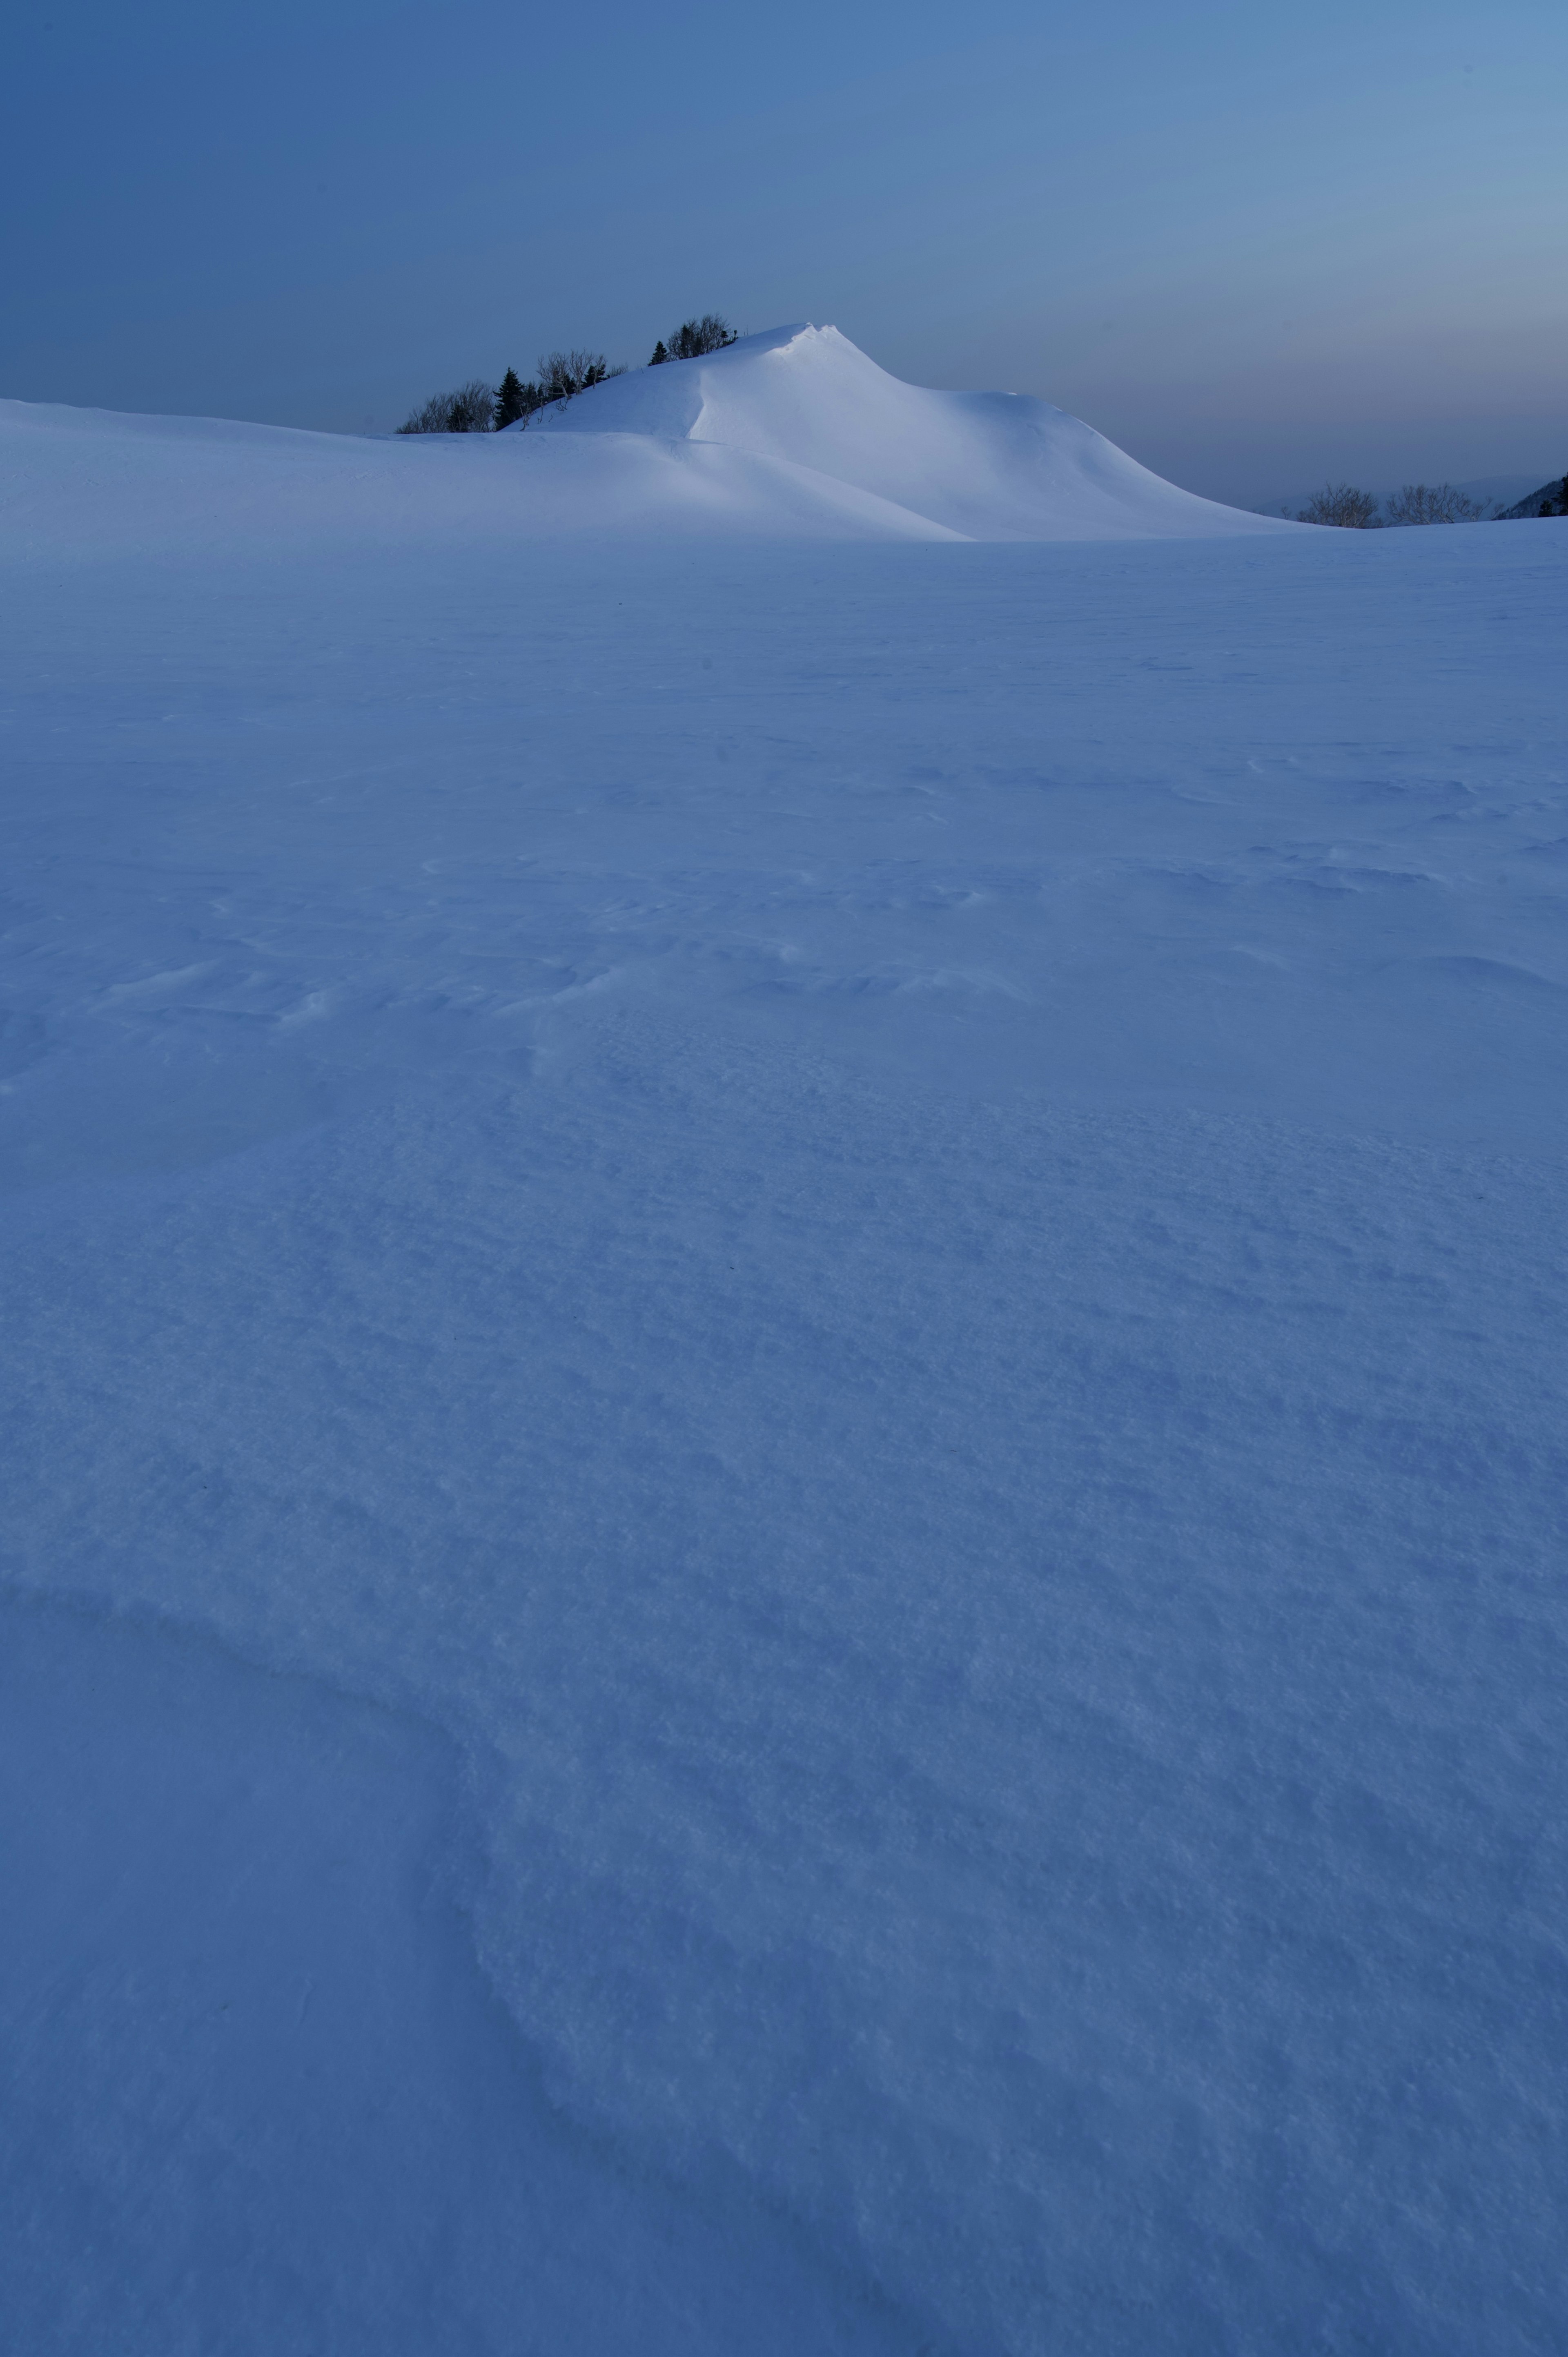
[4, 0, 1564, 503]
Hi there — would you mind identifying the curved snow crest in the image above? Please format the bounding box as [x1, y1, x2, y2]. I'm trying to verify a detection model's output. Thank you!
[521, 322, 1290, 543]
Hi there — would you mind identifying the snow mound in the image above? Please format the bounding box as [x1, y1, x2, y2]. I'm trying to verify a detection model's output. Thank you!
[523, 323, 1287, 541]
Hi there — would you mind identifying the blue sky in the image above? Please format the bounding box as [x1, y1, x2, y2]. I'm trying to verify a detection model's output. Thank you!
[3, 0, 1564, 502]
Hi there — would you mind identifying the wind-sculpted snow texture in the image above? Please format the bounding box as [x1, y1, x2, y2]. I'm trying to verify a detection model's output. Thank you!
[0, 367, 1564, 2357]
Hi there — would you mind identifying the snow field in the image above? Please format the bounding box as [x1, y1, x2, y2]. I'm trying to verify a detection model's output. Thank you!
[0, 371, 1565, 2353]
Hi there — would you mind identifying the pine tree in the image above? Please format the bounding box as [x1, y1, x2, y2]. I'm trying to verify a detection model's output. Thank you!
[493, 368, 529, 429]
[649, 340, 669, 367]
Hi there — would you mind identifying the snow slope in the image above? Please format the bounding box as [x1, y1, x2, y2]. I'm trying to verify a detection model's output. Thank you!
[1501, 471, 1568, 519]
[0, 392, 962, 555]
[1, 388, 1565, 2355]
[524, 323, 1287, 541]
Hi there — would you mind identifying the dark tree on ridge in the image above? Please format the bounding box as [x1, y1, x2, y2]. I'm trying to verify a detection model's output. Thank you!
[397, 380, 497, 434]
[493, 368, 531, 429]
[534, 350, 623, 404]
[650, 315, 737, 365]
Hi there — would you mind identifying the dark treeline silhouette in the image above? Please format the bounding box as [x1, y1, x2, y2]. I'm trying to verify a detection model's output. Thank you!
[648, 315, 738, 366]
[398, 314, 739, 435]
[1297, 483, 1382, 528]
[1385, 483, 1486, 525]
[1292, 478, 1559, 528]
[398, 380, 498, 436]
[399, 350, 622, 435]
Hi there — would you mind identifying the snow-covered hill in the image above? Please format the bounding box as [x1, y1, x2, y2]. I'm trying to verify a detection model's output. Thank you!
[1501, 470, 1568, 519]
[0, 326, 1287, 554]
[1, 354, 1565, 2356]
[523, 322, 1286, 541]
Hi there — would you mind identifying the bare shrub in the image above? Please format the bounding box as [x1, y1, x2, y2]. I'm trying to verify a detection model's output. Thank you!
[1385, 482, 1485, 526]
[534, 350, 625, 406]
[1298, 484, 1381, 528]
[397, 380, 496, 435]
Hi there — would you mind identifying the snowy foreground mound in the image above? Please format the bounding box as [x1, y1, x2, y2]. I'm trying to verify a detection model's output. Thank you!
[1, 391, 1565, 2356]
[0, 327, 1286, 550]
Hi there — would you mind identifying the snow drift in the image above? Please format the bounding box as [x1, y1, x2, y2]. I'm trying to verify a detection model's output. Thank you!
[523, 321, 1285, 541]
